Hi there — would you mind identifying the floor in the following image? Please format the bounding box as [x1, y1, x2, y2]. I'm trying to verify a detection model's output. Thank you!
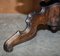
[0, 14, 60, 56]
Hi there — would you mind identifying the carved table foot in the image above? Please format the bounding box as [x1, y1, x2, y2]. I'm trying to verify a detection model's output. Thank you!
[3, 3, 60, 52]
[3, 12, 39, 52]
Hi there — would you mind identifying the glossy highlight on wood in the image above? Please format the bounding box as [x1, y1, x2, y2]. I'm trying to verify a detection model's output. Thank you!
[0, 0, 49, 14]
[3, 1, 60, 52]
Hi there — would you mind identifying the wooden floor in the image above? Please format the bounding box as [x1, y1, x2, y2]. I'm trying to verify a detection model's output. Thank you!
[0, 0, 17, 13]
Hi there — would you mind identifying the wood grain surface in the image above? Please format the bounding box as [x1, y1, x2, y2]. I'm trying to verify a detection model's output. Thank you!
[0, 0, 17, 13]
[0, 0, 49, 14]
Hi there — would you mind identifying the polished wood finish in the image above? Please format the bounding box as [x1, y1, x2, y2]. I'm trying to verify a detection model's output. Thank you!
[0, 0, 49, 14]
[3, 3, 60, 52]
[16, 0, 49, 14]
